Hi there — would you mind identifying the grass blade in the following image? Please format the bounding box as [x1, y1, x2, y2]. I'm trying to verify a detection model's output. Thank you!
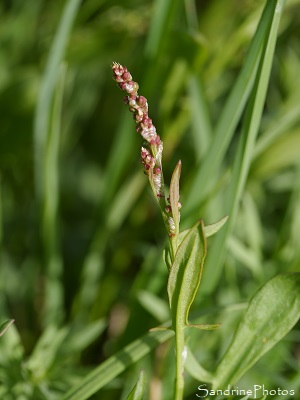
[0, 319, 15, 337]
[187, 75, 212, 162]
[184, 0, 279, 216]
[61, 330, 173, 400]
[34, 0, 82, 197]
[33, 0, 82, 326]
[201, 0, 285, 293]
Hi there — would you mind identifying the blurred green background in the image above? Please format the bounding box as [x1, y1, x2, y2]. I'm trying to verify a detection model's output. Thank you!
[0, 0, 300, 399]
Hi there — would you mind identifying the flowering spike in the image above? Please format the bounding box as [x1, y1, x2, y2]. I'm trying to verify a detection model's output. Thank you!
[112, 62, 181, 240]
[112, 62, 163, 181]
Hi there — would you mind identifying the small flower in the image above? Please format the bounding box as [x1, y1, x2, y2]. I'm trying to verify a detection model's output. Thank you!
[141, 147, 155, 172]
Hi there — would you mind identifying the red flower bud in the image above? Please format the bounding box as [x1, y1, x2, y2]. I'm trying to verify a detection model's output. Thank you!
[137, 96, 147, 106]
[122, 71, 132, 81]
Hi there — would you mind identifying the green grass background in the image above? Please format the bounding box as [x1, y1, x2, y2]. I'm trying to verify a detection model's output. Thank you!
[0, 0, 300, 399]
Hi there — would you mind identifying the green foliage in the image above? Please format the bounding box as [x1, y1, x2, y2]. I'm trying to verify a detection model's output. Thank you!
[1, 0, 300, 399]
[126, 370, 146, 400]
[213, 273, 300, 388]
[167, 220, 207, 328]
[0, 320, 14, 338]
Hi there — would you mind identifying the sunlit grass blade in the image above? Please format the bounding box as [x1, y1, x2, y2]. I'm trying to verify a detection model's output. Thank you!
[187, 75, 212, 162]
[33, 0, 82, 327]
[201, 0, 285, 293]
[252, 127, 300, 179]
[183, 0, 279, 217]
[42, 64, 67, 326]
[253, 104, 300, 159]
[61, 330, 174, 400]
[145, 0, 181, 59]
[34, 0, 81, 198]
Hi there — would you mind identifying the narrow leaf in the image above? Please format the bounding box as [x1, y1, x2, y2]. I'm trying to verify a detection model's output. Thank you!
[163, 246, 173, 271]
[0, 319, 15, 338]
[167, 220, 207, 326]
[184, 0, 280, 215]
[34, 0, 82, 198]
[204, 216, 228, 238]
[187, 323, 221, 331]
[212, 273, 300, 389]
[126, 370, 147, 400]
[169, 160, 182, 237]
[61, 330, 174, 400]
[137, 290, 170, 323]
[185, 345, 213, 383]
[202, 0, 285, 294]
[149, 327, 172, 332]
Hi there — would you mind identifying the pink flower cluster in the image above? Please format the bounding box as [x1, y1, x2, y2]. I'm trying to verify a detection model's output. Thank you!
[112, 62, 164, 195]
[112, 62, 182, 238]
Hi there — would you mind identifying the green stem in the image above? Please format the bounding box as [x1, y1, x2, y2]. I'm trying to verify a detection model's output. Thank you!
[174, 319, 185, 400]
[169, 236, 177, 261]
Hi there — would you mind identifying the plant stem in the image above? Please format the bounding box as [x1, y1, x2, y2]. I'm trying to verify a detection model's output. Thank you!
[174, 318, 185, 400]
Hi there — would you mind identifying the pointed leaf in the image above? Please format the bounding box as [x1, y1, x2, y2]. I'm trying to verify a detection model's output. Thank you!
[167, 220, 207, 326]
[185, 345, 213, 383]
[137, 290, 170, 323]
[204, 216, 228, 238]
[169, 160, 182, 237]
[174, 216, 227, 253]
[126, 370, 147, 400]
[187, 323, 221, 331]
[163, 245, 173, 271]
[62, 319, 106, 354]
[149, 327, 172, 332]
[0, 319, 15, 338]
[213, 273, 300, 389]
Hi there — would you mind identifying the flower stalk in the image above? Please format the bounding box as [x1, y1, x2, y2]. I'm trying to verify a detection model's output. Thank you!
[112, 63, 225, 400]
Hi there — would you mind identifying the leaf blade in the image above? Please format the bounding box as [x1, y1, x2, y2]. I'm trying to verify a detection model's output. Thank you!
[169, 160, 182, 238]
[126, 370, 147, 400]
[0, 319, 15, 338]
[212, 273, 300, 389]
[167, 220, 207, 326]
